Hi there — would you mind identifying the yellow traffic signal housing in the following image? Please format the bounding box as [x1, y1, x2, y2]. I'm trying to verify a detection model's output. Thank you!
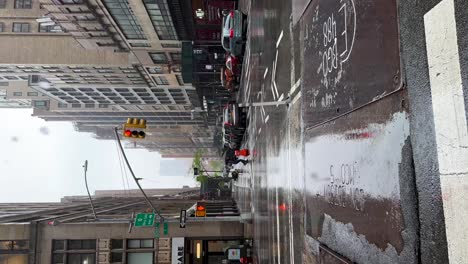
[124, 118, 147, 129]
[122, 118, 147, 139]
[195, 202, 206, 217]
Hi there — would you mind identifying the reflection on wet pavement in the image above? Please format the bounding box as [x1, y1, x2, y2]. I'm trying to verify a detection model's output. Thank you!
[233, 0, 306, 263]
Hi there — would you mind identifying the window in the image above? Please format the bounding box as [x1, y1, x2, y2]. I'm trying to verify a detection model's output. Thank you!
[59, 0, 84, 3]
[143, 0, 178, 40]
[0, 22, 4, 32]
[0, 240, 29, 250]
[68, 253, 95, 264]
[147, 66, 163, 74]
[68, 240, 96, 250]
[52, 239, 96, 264]
[27, 92, 38, 96]
[149, 52, 167, 64]
[176, 74, 184, 85]
[127, 239, 153, 249]
[13, 92, 22, 96]
[85, 104, 95, 108]
[14, 0, 32, 8]
[161, 43, 180, 48]
[39, 23, 54, 33]
[127, 252, 152, 264]
[102, 0, 146, 40]
[12, 23, 30, 32]
[130, 42, 151, 47]
[33, 100, 47, 107]
[57, 103, 68, 108]
[71, 104, 81, 108]
[98, 104, 109, 108]
[0, 0, 6, 8]
[169, 52, 181, 63]
[153, 76, 169, 85]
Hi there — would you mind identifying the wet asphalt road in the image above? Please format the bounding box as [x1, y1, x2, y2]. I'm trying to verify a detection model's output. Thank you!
[233, 0, 415, 262]
[233, 0, 309, 263]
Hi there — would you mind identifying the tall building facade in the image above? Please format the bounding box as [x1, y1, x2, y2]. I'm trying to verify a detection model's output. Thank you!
[0, 190, 243, 264]
[0, 0, 220, 156]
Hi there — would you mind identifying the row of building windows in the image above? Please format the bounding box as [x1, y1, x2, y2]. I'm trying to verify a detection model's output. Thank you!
[0, 0, 32, 9]
[102, 0, 146, 40]
[51, 239, 157, 264]
[0, 22, 62, 33]
[148, 52, 181, 64]
[11, 91, 38, 96]
[143, 0, 178, 40]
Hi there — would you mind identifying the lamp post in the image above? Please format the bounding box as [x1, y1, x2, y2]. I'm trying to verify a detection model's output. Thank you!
[83, 160, 97, 220]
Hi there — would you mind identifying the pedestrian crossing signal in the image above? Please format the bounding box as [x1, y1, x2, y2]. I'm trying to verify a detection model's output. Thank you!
[195, 202, 206, 217]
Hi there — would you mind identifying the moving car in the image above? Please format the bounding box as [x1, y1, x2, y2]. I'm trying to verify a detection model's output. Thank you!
[221, 10, 245, 56]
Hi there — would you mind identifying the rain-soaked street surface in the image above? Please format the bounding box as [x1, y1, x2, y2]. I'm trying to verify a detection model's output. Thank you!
[233, 0, 307, 263]
[233, 0, 418, 262]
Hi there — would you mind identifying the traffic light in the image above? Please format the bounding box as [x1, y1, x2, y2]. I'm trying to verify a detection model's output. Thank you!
[123, 118, 146, 139]
[195, 202, 206, 217]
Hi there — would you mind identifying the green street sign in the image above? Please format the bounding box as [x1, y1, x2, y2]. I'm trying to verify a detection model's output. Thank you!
[154, 222, 160, 238]
[134, 213, 155, 227]
[163, 222, 168, 235]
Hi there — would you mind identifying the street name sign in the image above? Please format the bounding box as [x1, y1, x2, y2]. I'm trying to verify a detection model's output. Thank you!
[134, 213, 155, 227]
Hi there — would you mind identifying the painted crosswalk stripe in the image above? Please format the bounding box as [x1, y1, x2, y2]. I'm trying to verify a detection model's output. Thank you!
[290, 79, 301, 95]
[424, 0, 468, 262]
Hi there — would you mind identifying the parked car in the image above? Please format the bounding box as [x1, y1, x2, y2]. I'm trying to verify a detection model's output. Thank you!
[226, 53, 241, 75]
[223, 103, 247, 129]
[221, 10, 245, 56]
[221, 66, 237, 92]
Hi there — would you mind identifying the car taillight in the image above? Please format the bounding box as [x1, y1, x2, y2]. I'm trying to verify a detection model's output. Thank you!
[230, 11, 234, 18]
[240, 257, 249, 264]
[229, 28, 234, 38]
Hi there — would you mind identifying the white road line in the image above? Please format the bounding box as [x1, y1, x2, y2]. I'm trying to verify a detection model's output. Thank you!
[264, 67, 269, 79]
[276, 30, 284, 48]
[290, 79, 301, 95]
[425, 0, 468, 262]
[265, 115, 270, 123]
[276, 93, 284, 107]
[292, 91, 301, 105]
[258, 127, 262, 135]
[271, 83, 277, 100]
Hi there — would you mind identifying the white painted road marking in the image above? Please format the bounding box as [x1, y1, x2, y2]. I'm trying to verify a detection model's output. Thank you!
[264, 67, 269, 79]
[290, 79, 301, 95]
[265, 115, 270, 123]
[276, 30, 284, 48]
[425, 0, 468, 263]
[292, 91, 301, 105]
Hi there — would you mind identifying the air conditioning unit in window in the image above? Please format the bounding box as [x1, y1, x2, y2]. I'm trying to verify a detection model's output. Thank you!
[98, 239, 111, 251]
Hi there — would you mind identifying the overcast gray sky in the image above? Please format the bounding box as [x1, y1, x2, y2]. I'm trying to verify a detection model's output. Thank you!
[0, 108, 196, 203]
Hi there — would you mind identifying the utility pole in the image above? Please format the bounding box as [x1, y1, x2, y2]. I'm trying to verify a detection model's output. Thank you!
[114, 127, 164, 221]
[83, 160, 97, 220]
